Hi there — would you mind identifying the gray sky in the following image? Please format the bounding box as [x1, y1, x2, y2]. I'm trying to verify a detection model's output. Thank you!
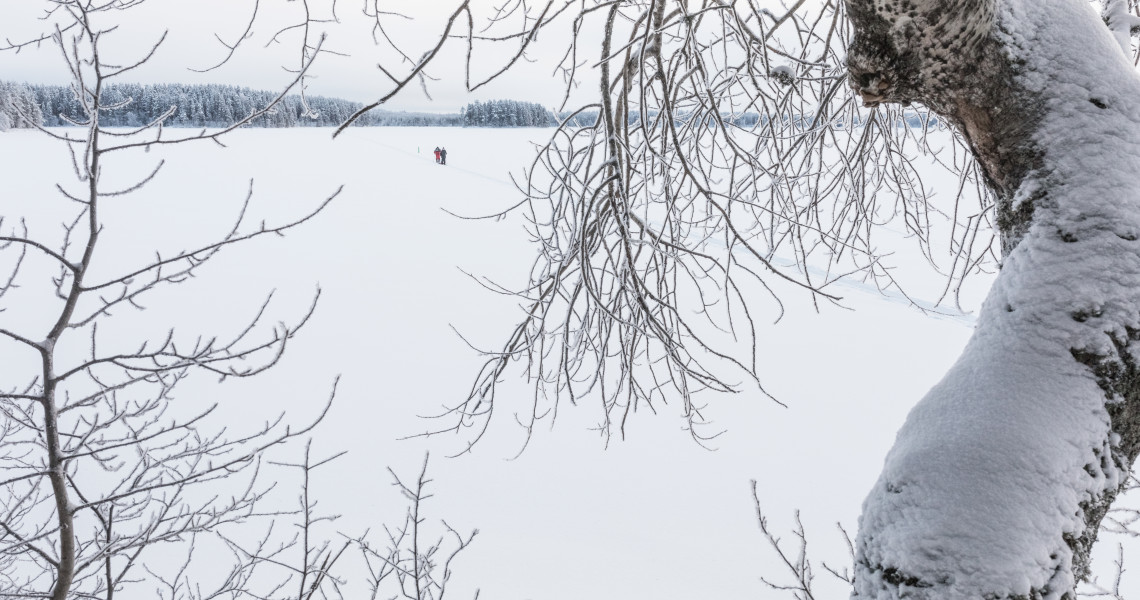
[0, 0, 592, 113]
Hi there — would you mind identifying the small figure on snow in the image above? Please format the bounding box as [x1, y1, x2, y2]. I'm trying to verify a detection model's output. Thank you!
[433, 147, 441, 163]
[440, 147, 448, 165]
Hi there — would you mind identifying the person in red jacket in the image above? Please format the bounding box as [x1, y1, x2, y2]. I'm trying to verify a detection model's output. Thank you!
[433, 147, 441, 163]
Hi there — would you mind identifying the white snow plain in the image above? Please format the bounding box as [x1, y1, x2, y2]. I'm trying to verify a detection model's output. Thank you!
[0, 124, 1135, 599]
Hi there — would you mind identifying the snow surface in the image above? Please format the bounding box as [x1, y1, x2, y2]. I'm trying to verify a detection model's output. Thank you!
[0, 121, 1130, 599]
[853, 0, 1140, 598]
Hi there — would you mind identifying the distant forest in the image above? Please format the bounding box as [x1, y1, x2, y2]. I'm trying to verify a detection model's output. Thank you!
[5, 82, 468, 128]
[557, 109, 940, 130]
[0, 80, 938, 131]
[461, 99, 557, 127]
[0, 81, 559, 130]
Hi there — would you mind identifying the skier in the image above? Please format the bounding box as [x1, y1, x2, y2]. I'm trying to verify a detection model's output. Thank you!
[433, 147, 441, 163]
[440, 147, 448, 165]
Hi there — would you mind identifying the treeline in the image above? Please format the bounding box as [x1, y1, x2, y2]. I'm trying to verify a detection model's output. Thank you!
[557, 110, 772, 128]
[1, 81, 938, 132]
[557, 109, 939, 129]
[0, 81, 488, 129]
[23, 83, 462, 128]
[557, 110, 761, 128]
[462, 99, 556, 127]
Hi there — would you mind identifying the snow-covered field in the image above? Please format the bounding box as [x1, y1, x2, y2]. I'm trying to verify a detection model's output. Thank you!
[5, 125, 1119, 599]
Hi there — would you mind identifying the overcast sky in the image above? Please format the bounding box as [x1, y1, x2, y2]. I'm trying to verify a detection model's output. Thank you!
[0, 0, 592, 113]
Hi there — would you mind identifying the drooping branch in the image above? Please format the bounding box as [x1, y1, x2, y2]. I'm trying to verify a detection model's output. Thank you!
[382, 0, 991, 448]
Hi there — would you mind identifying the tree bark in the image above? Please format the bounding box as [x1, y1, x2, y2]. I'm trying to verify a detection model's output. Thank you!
[847, 0, 1140, 597]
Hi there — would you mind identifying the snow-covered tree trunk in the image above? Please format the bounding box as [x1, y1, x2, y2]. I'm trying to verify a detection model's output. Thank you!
[848, 0, 1140, 597]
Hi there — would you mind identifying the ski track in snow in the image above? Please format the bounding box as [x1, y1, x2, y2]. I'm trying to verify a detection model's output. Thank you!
[340, 128, 520, 189]
[344, 127, 979, 326]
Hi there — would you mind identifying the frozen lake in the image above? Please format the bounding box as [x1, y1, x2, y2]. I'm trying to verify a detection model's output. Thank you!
[5, 125, 1105, 599]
